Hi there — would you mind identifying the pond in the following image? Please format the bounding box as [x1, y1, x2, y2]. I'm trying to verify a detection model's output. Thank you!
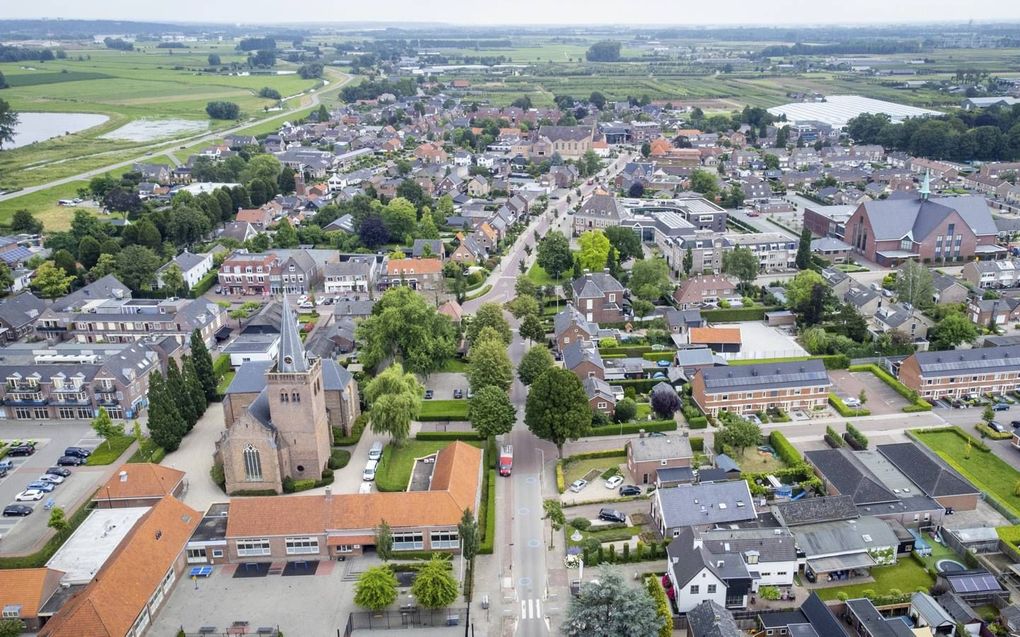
[6, 112, 109, 148]
[99, 118, 209, 142]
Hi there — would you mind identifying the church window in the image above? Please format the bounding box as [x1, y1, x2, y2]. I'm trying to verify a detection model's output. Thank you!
[243, 444, 263, 481]
[291, 391, 301, 403]
[280, 392, 289, 403]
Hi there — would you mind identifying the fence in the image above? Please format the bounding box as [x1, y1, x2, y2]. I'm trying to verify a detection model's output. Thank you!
[182, 627, 279, 637]
[346, 607, 468, 631]
[722, 349, 809, 361]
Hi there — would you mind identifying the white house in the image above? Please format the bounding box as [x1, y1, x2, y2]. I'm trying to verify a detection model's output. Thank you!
[157, 250, 214, 291]
[665, 527, 798, 612]
[323, 256, 379, 295]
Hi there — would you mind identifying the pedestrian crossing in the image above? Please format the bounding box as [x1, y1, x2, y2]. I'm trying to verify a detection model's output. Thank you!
[520, 598, 542, 620]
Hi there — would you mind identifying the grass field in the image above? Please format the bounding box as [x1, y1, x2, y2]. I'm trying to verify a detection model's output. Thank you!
[374, 439, 484, 492]
[814, 558, 935, 601]
[913, 429, 1020, 517]
[738, 446, 787, 474]
[526, 263, 558, 287]
[0, 182, 91, 230]
[418, 399, 469, 421]
[86, 435, 134, 466]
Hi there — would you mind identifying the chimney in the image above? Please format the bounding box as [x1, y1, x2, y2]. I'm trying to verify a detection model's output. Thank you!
[325, 486, 332, 503]
[119, 471, 128, 482]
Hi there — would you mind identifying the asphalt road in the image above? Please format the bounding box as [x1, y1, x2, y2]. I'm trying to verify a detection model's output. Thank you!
[0, 71, 353, 204]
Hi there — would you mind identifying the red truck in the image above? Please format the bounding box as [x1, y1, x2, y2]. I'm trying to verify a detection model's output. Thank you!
[498, 445, 514, 477]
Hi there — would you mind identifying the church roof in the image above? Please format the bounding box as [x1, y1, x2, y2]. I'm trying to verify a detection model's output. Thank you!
[277, 295, 308, 374]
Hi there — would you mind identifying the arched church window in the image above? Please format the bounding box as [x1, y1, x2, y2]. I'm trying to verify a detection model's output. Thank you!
[280, 392, 289, 403]
[291, 391, 301, 403]
[243, 443, 262, 481]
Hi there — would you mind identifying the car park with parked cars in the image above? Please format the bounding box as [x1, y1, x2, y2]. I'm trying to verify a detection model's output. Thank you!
[45, 467, 71, 477]
[604, 475, 624, 489]
[25, 481, 55, 493]
[569, 479, 588, 493]
[63, 447, 91, 459]
[15, 489, 45, 502]
[2, 504, 32, 517]
[56, 456, 85, 466]
[7, 444, 36, 457]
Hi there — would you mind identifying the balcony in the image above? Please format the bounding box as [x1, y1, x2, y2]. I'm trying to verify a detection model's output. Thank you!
[50, 392, 90, 405]
[4, 393, 46, 405]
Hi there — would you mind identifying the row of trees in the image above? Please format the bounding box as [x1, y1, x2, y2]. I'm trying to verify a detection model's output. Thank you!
[846, 107, 1020, 162]
[146, 330, 217, 452]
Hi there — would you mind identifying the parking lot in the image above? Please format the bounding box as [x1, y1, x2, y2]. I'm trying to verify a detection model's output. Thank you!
[423, 372, 469, 401]
[561, 497, 652, 525]
[829, 370, 909, 415]
[0, 421, 116, 554]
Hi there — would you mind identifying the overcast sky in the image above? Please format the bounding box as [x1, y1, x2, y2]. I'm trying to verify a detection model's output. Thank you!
[3, 1, 1020, 26]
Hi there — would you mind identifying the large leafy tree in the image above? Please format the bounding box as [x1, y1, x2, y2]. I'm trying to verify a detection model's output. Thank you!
[563, 566, 664, 637]
[356, 287, 456, 376]
[796, 227, 813, 270]
[525, 368, 591, 457]
[722, 246, 759, 290]
[465, 303, 511, 346]
[354, 566, 399, 612]
[190, 329, 218, 401]
[629, 259, 671, 302]
[536, 231, 573, 281]
[382, 196, 417, 242]
[716, 418, 762, 458]
[604, 226, 642, 262]
[689, 169, 719, 200]
[273, 218, 299, 248]
[785, 270, 826, 311]
[468, 386, 516, 438]
[519, 313, 546, 344]
[160, 263, 186, 297]
[31, 261, 75, 299]
[650, 388, 681, 419]
[577, 230, 611, 273]
[10, 209, 43, 235]
[518, 345, 554, 386]
[895, 260, 935, 309]
[507, 294, 539, 319]
[929, 311, 979, 349]
[467, 333, 514, 392]
[115, 245, 162, 291]
[365, 364, 423, 446]
[410, 555, 459, 609]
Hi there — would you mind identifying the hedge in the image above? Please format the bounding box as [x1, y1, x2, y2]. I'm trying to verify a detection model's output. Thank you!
[415, 431, 484, 441]
[600, 345, 658, 357]
[213, 353, 231, 378]
[478, 470, 497, 554]
[613, 379, 666, 393]
[333, 414, 368, 446]
[700, 306, 775, 322]
[588, 419, 677, 436]
[690, 436, 704, 452]
[769, 431, 804, 467]
[687, 416, 708, 429]
[828, 393, 871, 417]
[848, 364, 931, 412]
[465, 284, 492, 301]
[556, 462, 566, 493]
[976, 423, 1013, 440]
[825, 425, 844, 448]
[189, 269, 218, 298]
[567, 448, 627, 461]
[845, 423, 869, 450]
[913, 425, 991, 452]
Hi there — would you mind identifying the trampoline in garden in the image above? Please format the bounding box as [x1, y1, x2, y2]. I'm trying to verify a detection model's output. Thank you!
[936, 559, 966, 573]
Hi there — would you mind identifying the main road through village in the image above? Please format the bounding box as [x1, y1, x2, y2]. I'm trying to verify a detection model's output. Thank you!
[465, 151, 633, 636]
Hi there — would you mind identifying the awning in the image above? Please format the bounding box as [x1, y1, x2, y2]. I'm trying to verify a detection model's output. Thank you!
[327, 535, 374, 547]
[807, 553, 876, 573]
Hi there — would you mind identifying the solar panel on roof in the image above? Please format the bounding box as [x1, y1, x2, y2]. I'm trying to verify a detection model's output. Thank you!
[949, 573, 1000, 593]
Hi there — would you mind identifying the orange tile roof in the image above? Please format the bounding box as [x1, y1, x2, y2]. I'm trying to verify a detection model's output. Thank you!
[689, 327, 742, 344]
[0, 568, 63, 619]
[386, 258, 443, 276]
[235, 208, 271, 223]
[39, 497, 201, 637]
[479, 223, 497, 241]
[226, 442, 482, 538]
[96, 463, 185, 502]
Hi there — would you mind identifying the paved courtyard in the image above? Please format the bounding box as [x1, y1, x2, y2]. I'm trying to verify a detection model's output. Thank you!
[726, 322, 808, 360]
[829, 370, 909, 415]
[160, 405, 228, 512]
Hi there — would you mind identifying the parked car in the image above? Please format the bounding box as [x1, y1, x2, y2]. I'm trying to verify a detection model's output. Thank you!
[989, 421, 1007, 434]
[2, 504, 32, 517]
[214, 286, 223, 294]
[38, 474, 64, 485]
[993, 403, 1010, 412]
[15, 489, 45, 502]
[1011, 420, 1020, 429]
[45, 467, 71, 477]
[598, 508, 627, 524]
[745, 414, 763, 426]
[843, 397, 861, 408]
[0, 460, 13, 472]
[604, 475, 624, 489]
[56, 456, 85, 467]
[26, 481, 55, 493]
[569, 479, 588, 493]
[619, 485, 642, 497]
[7, 445, 35, 457]
[453, 389, 464, 399]
[424, 389, 434, 399]
[63, 447, 91, 459]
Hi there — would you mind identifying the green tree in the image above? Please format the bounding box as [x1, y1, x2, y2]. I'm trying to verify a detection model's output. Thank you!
[458, 508, 479, 562]
[577, 230, 611, 273]
[0, 263, 12, 296]
[417, 212, 440, 240]
[467, 334, 514, 392]
[537, 231, 573, 281]
[519, 313, 546, 344]
[160, 263, 187, 296]
[614, 398, 637, 423]
[465, 303, 511, 345]
[183, 356, 209, 422]
[836, 303, 870, 342]
[640, 141, 651, 158]
[604, 226, 643, 262]
[365, 364, 422, 445]
[190, 329, 218, 401]
[682, 246, 694, 276]
[983, 404, 995, 424]
[411, 555, 459, 609]
[0, 619, 23, 637]
[47, 506, 69, 535]
[785, 270, 826, 311]
[78, 235, 102, 269]
[468, 385, 517, 438]
[147, 371, 187, 452]
[10, 209, 43, 234]
[525, 368, 591, 457]
[0, 98, 17, 149]
[507, 294, 540, 319]
[895, 260, 935, 309]
[115, 245, 162, 291]
[716, 418, 762, 457]
[354, 566, 399, 611]
[273, 218, 299, 248]
[356, 287, 456, 376]
[515, 275, 539, 299]
[645, 577, 674, 637]
[375, 520, 394, 562]
[721, 184, 745, 209]
[796, 227, 813, 270]
[208, 53, 221, 66]
[91, 407, 124, 450]
[563, 566, 664, 637]
[382, 197, 417, 243]
[689, 169, 719, 200]
[518, 345, 554, 386]
[929, 312, 979, 350]
[88, 253, 117, 282]
[31, 261, 75, 299]
[630, 259, 671, 301]
[166, 358, 198, 429]
[632, 298, 655, 319]
[722, 247, 759, 290]
[543, 498, 566, 548]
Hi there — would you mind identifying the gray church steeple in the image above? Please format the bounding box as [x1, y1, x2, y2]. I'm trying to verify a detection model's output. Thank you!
[277, 295, 308, 373]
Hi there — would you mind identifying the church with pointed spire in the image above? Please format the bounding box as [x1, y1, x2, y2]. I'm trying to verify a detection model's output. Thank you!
[215, 296, 360, 494]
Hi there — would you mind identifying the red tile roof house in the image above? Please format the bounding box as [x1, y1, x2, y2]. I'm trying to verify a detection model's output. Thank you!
[0, 568, 65, 632]
[688, 327, 742, 354]
[93, 463, 186, 509]
[235, 207, 275, 229]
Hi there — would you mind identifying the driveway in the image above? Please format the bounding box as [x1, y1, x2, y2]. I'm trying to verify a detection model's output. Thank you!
[160, 405, 228, 512]
[561, 498, 652, 524]
[828, 370, 908, 415]
[423, 372, 468, 400]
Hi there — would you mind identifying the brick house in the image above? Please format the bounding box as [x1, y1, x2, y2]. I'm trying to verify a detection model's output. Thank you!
[553, 306, 597, 351]
[563, 341, 605, 381]
[583, 376, 616, 414]
[691, 359, 831, 417]
[218, 252, 277, 296]
[93, 463, 186, 509]
[571, 271, 626, 324]
[573, 193, 628, 235]
[382, 258, 443, 293]
[673, 275, 738, 310]
[898, 345, 1020, 401]
[0, 568, 65, 632]
[627, 434, 693, 485]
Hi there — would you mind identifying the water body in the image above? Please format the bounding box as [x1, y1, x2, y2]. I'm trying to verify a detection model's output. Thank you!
[6, 112, 109, 148]
[100, 118, 209, 142]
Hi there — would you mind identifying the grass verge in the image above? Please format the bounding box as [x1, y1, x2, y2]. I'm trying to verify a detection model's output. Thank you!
[86, 435, 134, 466]
[375, 440, 484, 492]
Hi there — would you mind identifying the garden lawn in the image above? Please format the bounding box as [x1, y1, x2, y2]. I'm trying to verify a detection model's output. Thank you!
[86, 435, 134, 466]
[913, 429, 1020, 518]
[438, 357, 469, 373]
[375, 440, 484, 492]
[635, 403, 652, 419]
[216, 371, 236, 395]
[738, 446, 787, 474]
[814, 559, 935, 601]
[418, 400, 469, 421]
[526, 263, 557, 287]
[566, 525, 643, 548]
[563, 453, 626, 487]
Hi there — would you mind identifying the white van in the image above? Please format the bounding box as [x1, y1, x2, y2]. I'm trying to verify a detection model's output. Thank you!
[368, 442, 383, 461]
[362, 460, 378, 481]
